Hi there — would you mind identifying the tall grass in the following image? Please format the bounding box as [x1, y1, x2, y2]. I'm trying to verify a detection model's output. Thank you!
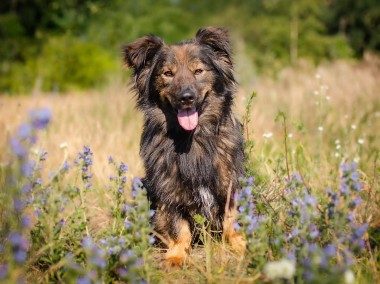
[0, 58, 379, 283]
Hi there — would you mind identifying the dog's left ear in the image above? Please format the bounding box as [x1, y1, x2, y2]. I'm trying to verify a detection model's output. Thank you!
[195, 27, 232, 64]
[122, 35, 163, 72]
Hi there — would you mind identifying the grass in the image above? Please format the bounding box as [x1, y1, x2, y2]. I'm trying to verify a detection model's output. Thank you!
[0, 57, 379, 283]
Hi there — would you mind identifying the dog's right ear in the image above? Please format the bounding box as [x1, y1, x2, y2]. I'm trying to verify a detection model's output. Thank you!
[122, 35, 163, 72]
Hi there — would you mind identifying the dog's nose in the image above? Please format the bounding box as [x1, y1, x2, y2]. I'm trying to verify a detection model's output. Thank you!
[179, 92, 195, 105]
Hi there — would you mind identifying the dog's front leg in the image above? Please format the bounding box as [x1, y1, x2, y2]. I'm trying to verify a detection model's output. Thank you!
[222, 208, 246, 254]
[165, 219, 192, 269]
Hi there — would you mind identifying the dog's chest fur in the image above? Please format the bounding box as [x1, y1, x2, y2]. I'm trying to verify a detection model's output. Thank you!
[141, 113, 244, 224]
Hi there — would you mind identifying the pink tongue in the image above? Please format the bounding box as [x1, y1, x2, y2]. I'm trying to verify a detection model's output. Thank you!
[177, 108, 199, 131]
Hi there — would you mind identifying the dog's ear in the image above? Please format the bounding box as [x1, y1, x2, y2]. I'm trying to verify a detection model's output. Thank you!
[122, 35, 163, 72]
[196, 27, 235, 89]
[195, 27, 232, 63]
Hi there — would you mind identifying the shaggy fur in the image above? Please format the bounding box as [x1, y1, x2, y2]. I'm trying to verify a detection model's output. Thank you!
[123, 27, 245, 267]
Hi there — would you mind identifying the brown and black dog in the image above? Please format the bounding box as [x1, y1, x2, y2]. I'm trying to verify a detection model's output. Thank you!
[123, 27, 246, 267]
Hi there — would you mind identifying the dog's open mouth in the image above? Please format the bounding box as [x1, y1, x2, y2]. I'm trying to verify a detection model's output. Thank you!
[177, 107, 198, 131]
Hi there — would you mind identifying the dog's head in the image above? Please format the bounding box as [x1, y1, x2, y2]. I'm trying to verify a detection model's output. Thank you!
[123, 27, 235, 131]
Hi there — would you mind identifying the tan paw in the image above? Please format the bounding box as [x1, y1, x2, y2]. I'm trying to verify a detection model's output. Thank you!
[229, 233, 247, 255]
[165, 255, 186, 270]
[164, 246, 188, 270]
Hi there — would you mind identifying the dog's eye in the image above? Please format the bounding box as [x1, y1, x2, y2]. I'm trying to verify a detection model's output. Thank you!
[194, 69, 203, 75]
[163, 71, 174, 77]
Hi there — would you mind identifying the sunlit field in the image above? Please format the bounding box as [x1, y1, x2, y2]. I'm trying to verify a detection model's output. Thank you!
[1, 58, 379, 283]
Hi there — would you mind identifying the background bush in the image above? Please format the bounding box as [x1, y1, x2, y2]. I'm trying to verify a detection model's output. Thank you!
[0, 0, 379, 94]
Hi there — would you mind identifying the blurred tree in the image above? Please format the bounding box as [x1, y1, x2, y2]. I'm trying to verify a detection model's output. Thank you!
[325, 0, 380, 56]
[0, 0, 377, 93]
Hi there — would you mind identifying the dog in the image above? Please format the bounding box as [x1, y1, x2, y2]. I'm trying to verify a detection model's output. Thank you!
[123, 27, 246, 268]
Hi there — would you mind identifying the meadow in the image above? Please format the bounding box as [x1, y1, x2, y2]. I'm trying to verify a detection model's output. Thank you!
[0, 57, 379, 283]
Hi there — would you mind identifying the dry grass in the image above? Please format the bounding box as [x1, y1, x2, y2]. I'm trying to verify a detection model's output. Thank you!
[246, 55, 380, 144]
[0, 84, 144, 184]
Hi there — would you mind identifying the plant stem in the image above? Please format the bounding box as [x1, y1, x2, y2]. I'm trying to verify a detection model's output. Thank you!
[283, 115, 290, 181]
[79, 187, 90, 237]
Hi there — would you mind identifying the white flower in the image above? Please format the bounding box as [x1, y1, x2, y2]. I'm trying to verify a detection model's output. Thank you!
[335, 139, 340, 144]
[351, 124, 357, 130]
[60, 142, 68, 149]
[318, 126, 324, 132]
[336, 144, 341, 150]
[344, 270, 355, 284]
[288, 133, 293, 138]
[354, 156, 360, 163]
[321, 85, 329, 91]
[326, 96, 331, 101]
[263, 132, 273, 138]
[314, 90, 319, 96]
[358, 138, 364, 145]
[263, 258, 296, 280]
[315, 73, 321, 79]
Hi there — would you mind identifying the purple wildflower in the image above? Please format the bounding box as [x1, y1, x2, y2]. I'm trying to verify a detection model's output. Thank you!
[348, 212, 355, 222]
[9, 137, 27, 157]
[132, 177, 144, 197]
[353, 223, 368, 239]
[246, 177, 254, 185]
[108, 156, 114, 164]
[324, 244, 336, 257]
[118, 237, 125, 247]
[118, 267, 128, 278]
[62, 160, 70, 171]
[124, 220, 132, 229]
[99, 238, 108, 246]
[21, 216, 31, 229]
[34, 178, 42, 185]
[309, 224, 319, 239]
[119, 162, 128, 173]
[0, 263, 8, 279]
[305, 194, 317, 207]
[22, 183, 32, 194]
[233, 222, 241, 231]
[18, 123, 32, 139]
[353, 182, 362, 191]
[349, 197, 362, 209]
[119, 250, 135, 264]
[308, 243, 317, 253]
[39, 151, 48, 161]
[291, 228, 299, 238]
[29, 108, 51, 130]
[9, 232, 29, 264]
[340, 183, 348, 195]
[21, 160, 35, 178]
[118, 186, 124, 193]
[13, 198, 24, 213]
[76, 276, 91, 284]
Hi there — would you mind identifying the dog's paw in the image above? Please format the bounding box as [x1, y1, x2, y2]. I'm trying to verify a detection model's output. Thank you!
[164, 247, 188, 270]
[165, 255, 186, 270]
[229, 233, 247, 255]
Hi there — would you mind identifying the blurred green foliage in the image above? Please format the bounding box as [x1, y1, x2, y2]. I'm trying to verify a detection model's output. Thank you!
[0, 0, 379, 94]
